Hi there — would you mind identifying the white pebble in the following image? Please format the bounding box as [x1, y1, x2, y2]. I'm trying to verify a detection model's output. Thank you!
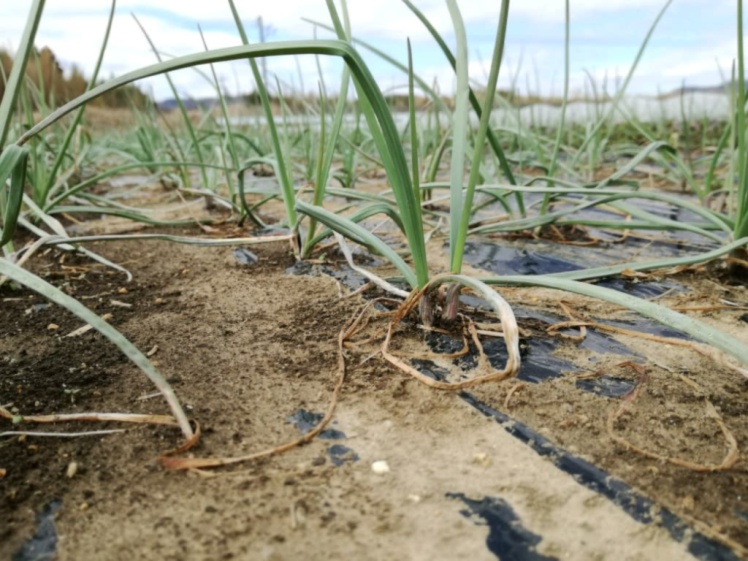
[371, 460, 390, 474]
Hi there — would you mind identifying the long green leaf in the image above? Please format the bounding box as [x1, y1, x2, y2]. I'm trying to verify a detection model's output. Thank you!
[45, 160, 231, 211]
[42, 0, 117, 205]
[0, 0, 45, 148]
[452, 0, 510, 273]
[303, 15, 352, 257]
[133, 15, 209, 190]
[198, 23, 240, 196]
[301, 18, 451, 115]
[547, 0, 570, 182]
[736, 0, 748, 239]
[323, 3, 429, 288]
[16, 41, 426, 281]
[47, 205, 216, 227]
[0, 145, 29, 246]
[470, 184, 733, 236]
[407, 39, 422, 218]
[594, 141, 675, 188]
[544, 237, 748, 281]
[483, 274, 748, 367]
[305, 202, 406, 249]
[296, 199, 416, 287]
[445, 0, 469, 272]
[571, 0, 675, 168]
[228, 0, 297, 229]
[400, 0, 519, 195]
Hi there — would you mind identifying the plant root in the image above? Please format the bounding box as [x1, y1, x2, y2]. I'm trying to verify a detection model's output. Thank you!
[158, 299, 361, 471]
[0, 406, 179, 426]
[605, 363, 739, 472]
[546, 305, 748, 378]
[1, 429, 126, 438]
[503, 382, 526, 409]
[547, 301, 587, 342]
[381, 281, 520, 390]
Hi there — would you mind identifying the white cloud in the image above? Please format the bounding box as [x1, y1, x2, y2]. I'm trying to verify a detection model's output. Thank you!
[0, 0, 742, 101]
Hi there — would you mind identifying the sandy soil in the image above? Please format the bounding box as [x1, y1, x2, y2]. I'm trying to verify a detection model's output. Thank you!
[1, 222, 747, 560]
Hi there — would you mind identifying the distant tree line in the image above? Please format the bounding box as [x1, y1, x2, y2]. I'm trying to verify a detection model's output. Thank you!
[0, 46, 150, 109]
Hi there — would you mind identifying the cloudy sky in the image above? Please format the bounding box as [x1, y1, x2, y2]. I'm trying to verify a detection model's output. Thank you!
[0, 1, 739, 102]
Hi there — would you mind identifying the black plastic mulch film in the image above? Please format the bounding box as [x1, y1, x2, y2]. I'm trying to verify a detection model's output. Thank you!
[286, 227, 741, 561]
[14, 225, 738, 560]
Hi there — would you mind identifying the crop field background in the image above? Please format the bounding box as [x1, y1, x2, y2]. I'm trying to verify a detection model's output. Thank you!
[2, 1, 748, 559]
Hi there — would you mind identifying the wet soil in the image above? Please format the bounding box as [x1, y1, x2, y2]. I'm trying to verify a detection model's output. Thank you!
[1, 225, 747, 560]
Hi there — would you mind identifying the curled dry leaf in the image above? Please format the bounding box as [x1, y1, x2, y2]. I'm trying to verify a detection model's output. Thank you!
[158, 420, 202, 469]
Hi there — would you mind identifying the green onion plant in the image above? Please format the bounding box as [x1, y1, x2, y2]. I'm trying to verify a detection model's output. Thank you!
[1, 0, 747, 453]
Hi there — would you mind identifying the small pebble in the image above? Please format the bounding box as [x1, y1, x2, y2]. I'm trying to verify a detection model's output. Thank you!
[472, 452, 492, 467]
[371, 460, 390, 474]
[65, 461, 78, 478]
[681, 495, 695, 510]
